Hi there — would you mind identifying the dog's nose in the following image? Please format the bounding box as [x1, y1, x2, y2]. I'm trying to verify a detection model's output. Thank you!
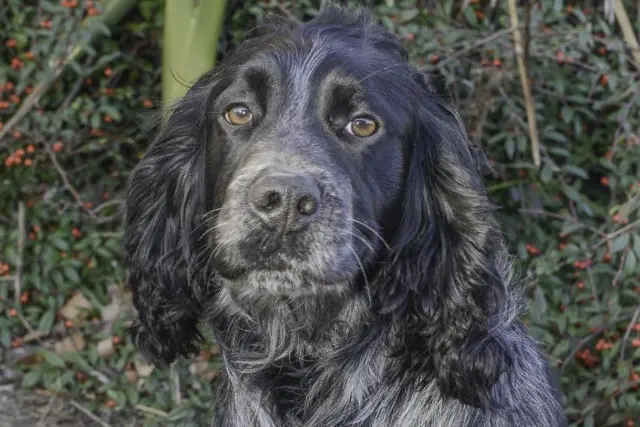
[248, 172, 321, 233]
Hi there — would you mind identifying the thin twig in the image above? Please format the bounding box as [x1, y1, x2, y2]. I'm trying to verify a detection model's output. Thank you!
[14, 201, 25, 306]
[135, 404, 169, 418]
[518, 208, 608, 239]
[18, 313, 38, 339]
[37, 391, 59, 427]
[620, 305, 640, 362]
[0, 65, 65, 146]
[54, 75, 85, 117]
[559, 326, 607, 372]
[592, 219, 640, 249]
[69, 400, 112, 427]
[43, 142, 96, 217]
[507, 0, 540, 167]
[89, 369, 112, 385]
[572, 380, 639, 425]
[422, 24, 521, 71]
[171, 364, 182, 405]
[612, 248, 629, 287]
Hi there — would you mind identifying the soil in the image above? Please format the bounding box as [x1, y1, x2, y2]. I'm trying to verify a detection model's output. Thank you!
[0, 379, 144, 427]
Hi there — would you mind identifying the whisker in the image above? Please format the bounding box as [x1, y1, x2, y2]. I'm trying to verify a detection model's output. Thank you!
[199, 219, 234, 241]
[357, 63, 405, 83]
[202, 208, 222, 219]
[347, 244, 372, 306]
[331, 225, 376, 254]
[351, 218, 391, 250]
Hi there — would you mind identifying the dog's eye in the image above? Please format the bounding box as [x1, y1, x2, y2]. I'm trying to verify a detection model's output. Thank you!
[224, 105, 252, 125]
[345, 117, 378, 137]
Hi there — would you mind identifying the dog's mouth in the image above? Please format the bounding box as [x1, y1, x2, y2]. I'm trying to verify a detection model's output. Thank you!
[208, 160, 380, 296]
[209, 218, 376, 297]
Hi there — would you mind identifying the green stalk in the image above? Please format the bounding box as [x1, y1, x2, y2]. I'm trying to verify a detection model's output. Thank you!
[162, 0, 226, 108]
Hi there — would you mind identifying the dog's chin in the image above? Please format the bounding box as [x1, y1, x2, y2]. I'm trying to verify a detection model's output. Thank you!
[216, 268, 355, 301]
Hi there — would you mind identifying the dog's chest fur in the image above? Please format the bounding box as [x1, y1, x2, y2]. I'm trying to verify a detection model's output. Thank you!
[213, 336, 480, 427]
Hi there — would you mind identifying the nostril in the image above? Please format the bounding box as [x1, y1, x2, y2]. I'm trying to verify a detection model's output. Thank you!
[252, 187, 282, 212]
[248, 172, 321, 231]
[260, 191, 281, 211]
[298, 195, 319, 216]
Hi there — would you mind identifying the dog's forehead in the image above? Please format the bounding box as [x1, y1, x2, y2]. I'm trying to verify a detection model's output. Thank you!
[226, 32, 414, 113]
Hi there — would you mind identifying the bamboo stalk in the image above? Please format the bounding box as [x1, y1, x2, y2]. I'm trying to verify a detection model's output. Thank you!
[507, 0, 540, 168]
[162, 0, 226, 109]
[613, 0, 640, 68]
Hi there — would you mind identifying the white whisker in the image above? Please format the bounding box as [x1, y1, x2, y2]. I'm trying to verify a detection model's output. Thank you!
[352, 218, 390, 250]
[347, 244, 372, 307]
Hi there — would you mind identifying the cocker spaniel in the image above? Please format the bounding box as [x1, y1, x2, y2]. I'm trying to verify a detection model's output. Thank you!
[124, 2, 567, 426]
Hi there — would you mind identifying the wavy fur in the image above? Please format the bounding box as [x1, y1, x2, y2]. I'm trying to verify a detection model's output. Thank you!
[124, 2, 567, 426]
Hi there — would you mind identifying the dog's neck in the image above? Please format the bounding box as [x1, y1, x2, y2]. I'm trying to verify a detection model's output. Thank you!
[209, 286, 373, 370]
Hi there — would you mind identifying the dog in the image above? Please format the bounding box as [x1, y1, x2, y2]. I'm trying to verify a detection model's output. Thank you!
[124, 2, 567, 426]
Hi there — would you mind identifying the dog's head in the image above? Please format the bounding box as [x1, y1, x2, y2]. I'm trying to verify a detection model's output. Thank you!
[207, 5, 414, 299]
[125, 1, 512, 409]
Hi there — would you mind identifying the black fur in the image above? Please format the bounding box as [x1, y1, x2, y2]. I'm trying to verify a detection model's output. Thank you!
[124, 2, 567, 426]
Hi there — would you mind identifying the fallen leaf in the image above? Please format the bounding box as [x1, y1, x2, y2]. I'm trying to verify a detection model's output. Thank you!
[97, 338, 115, 358]
[59, 292, 93, 321]
[125, 369, 138, 383]
[101, 300, 122, 324]
[189, 360, 219, 380]
[133, 358, 154, 377]
[54, 334, 86, 354]
[23, 330, 48, 343]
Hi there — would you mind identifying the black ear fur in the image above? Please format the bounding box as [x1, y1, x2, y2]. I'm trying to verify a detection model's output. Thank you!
[124, 79, 215, 368]
[381, 72, 516, 408]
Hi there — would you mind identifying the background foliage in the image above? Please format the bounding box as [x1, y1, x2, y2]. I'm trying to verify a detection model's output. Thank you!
[1, 0, 639, 426]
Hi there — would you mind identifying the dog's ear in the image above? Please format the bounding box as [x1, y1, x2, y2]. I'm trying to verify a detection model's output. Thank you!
[381, 71, 518, 409]
[124, 77, 215, 368]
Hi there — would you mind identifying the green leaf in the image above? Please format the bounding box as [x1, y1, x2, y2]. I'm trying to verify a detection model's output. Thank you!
[0, 324, 10, 348]
[94, 247, 112, 258]
[41, 350, 66, 368]
[624, 251, 637, 277]
[49, 235, 69, 252]
[563, 165, 589, 179]
[562, 185, 582, 203]
[539, 165, 554, 182]
[462, 7, 477, 26]
[63, 352, 93, 373]
[399, 9, 419, 23]
[561, 105, 573, 123]
[101, 104, 122, 122]
[505, 138, 516, 159]
[611, 234, 630, 253]
[38, 309, 56, 333]
[51, 270, 66, 288]
[22, 370, 42, 388]
[545, 131, 567, 143]
[633, 234, 640, 258]
[63, 266, 81, 284]
[583, 414, 594, 427]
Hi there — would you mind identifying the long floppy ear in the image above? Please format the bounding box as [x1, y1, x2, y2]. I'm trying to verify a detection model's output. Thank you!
[124, 77, 215, 368]
[381, 71, 519, 408]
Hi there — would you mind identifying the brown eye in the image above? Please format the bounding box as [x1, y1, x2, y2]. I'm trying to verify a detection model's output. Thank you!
[224, 105, 252, 125]
[345, 117, 378, 137]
